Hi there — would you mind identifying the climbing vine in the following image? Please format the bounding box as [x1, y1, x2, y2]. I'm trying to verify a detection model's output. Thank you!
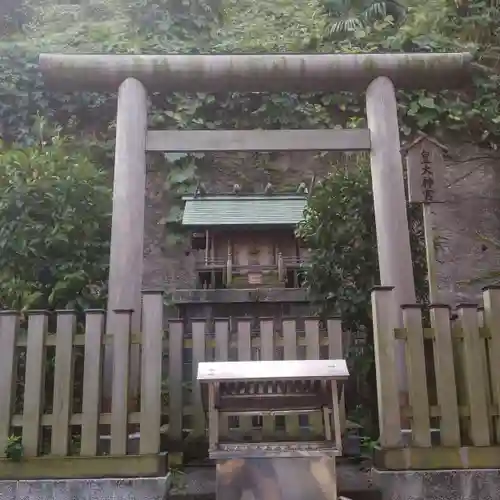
[1, 0, 500, 148]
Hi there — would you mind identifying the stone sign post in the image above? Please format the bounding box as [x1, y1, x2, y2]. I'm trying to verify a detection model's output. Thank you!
[405, 134, 447, 303]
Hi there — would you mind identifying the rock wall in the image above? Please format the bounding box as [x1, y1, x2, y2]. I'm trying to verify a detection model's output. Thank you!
[434, 143, 500, 305]
[142, 144, 500, 307]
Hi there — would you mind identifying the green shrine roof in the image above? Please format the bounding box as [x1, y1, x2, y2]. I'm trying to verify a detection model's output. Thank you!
[182, 195, 308, 227]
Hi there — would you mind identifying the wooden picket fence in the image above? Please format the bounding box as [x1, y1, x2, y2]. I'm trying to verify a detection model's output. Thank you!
[373, 285, 500, 470]
[0, 291, 344, 479]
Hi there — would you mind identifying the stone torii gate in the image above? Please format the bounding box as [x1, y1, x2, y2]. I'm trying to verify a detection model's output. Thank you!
[39, 52, 472, 399]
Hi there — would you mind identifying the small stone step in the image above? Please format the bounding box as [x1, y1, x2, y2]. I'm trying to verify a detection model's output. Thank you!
[169, 462, 380, 500]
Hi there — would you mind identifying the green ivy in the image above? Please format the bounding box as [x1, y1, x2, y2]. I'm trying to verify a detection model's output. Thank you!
[1, 0, 500, 149]
[159, 153, 203, 246]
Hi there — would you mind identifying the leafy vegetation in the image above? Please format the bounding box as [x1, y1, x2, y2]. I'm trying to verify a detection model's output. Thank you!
[297, 158, 427, 433]
[298, 161, 381, 326]
[0, 128, 111, 311]
[4, 435, 23, 462]
[322, 0, 407, 34]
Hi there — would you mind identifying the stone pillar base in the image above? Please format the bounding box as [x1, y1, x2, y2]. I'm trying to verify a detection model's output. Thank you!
[373, 468, 500, 500]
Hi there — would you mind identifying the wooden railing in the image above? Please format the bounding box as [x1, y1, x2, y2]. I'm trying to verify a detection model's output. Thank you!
[281, 256, 307, 267]
[0, 292, 344, 479]
[195, 256, 308, 269]
[196, 254, 307, 287]
[372, 286, 500, 470]
[195, 257, 226, 268]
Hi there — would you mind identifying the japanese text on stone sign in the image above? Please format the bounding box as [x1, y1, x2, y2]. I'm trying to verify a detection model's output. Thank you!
[421, 149, 434, 202]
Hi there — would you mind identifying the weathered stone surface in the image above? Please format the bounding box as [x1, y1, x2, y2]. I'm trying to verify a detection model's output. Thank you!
[0, 481, 16, 500]
[373, 468, 500, 500]
[39, 53, 473, 93]
[434, 143, 500, 305]
[367, 77, 416, 308]
[169, 461, 374, 498]
[0, 476, 171, 500]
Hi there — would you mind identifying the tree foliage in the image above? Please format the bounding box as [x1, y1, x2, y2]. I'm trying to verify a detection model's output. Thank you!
[0, 131, 111, 311]
[298, 158, 427, 323]
[297, 158, 427, 431]
[298, 162, 378, 324]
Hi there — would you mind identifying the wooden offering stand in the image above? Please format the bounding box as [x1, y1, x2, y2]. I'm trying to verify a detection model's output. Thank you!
[198, 359, 349, 500]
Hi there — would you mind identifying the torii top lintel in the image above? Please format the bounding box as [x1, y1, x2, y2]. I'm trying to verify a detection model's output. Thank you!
[39, 53, 473, 93]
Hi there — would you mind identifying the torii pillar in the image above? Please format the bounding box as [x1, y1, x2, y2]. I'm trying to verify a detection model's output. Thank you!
[39, 52, 473, 407]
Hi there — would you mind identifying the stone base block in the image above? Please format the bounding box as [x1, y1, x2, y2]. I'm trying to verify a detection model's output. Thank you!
[373, 468, 500, 500]
[0, 476, 171, 500]
[216, 456, 337, 500]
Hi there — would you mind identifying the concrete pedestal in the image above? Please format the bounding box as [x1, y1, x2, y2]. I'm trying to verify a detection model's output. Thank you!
[216, 457, 337, 500]
[373, 468, 500, 500]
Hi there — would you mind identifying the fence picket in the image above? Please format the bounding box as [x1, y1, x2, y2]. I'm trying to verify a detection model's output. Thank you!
[429, 306, 460, 446]
[483, 287, 500, 442]
[327, 319, 345, 432]
[457, 305, 491, 446]
[478, 307, 485, 328]
[81, 310, 105, 456]
[215, 320, 230, 438]
[23, 312, 48, 457]
[110, 309, 132, 455]
[140, 292, 163, 454]
[401, 306, 431, 447]
[167, 321, 184, 463]
[260, 319, 275, 438]
[192, 321, 207, 438]
[237, 320, 252, 434]
[0, 312, 19, 458]
[371, 288, 402, 448]
[477, 305, 493, 439]
[52, 312, 77, 456]
[282, 319, 300, 437]
[305, 319, 323, 435]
